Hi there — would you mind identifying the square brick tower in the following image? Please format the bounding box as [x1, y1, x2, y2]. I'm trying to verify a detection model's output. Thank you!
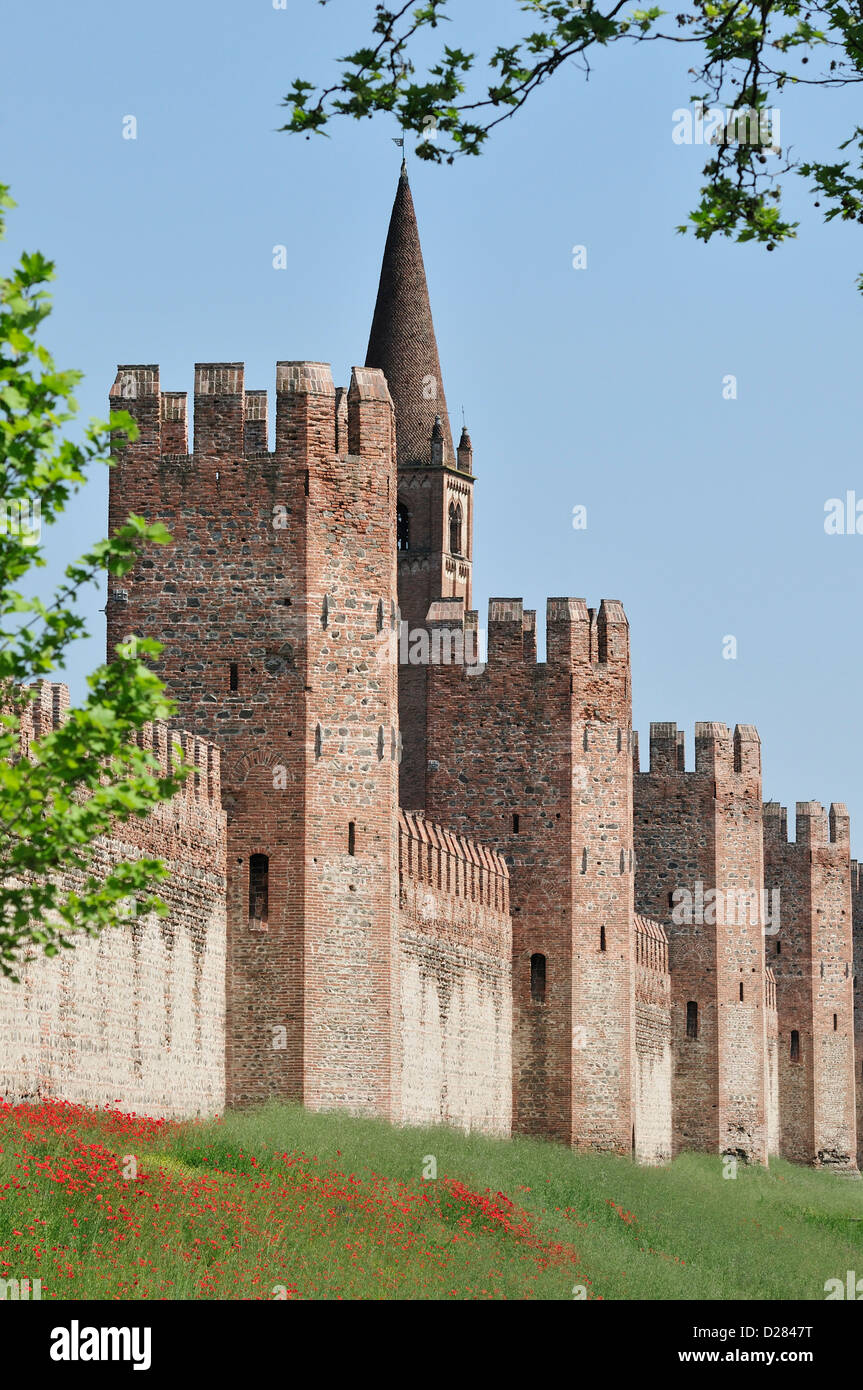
[764, 801, 857, 1169]
[366, 161, 475, 810]
[107, 361, 401, 1117]
[634, 722, 768, 1163]
[423, 597, 636, 1152]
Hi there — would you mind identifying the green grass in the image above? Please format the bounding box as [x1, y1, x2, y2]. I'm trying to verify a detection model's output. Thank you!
[1, 1098, 861, 1299]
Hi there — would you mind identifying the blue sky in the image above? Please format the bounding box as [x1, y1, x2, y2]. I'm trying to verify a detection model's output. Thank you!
[2, 1, 862, 848]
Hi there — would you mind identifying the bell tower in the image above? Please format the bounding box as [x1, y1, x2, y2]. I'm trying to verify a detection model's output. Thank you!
[366, 161, 474, 808]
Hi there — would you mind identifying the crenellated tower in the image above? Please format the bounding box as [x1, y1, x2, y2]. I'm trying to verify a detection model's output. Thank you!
[634, 722, 768, 1163]
[765, 801, 857, 1169]
[107, 360, 401, 1118]
[422, 595, 636, 1154]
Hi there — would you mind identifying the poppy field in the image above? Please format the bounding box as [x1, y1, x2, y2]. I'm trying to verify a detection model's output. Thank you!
[0, 1098, 860, 1300]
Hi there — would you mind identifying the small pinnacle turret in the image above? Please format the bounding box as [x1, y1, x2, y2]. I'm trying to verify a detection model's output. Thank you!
[457, 425, 473, 474]
[366, 162, 454, 467]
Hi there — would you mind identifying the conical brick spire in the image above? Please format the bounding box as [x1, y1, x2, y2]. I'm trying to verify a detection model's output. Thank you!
[366, 161, 454, 468]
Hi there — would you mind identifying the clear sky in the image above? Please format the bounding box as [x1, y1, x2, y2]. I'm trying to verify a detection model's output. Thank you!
[2, 1, 862, 849]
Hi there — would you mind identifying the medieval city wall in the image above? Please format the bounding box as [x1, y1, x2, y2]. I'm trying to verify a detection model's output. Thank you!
[398, 811, 512, 1134]
[634, 915, 672, 1164]
[765, 967, 780, 1156]
[0, 689, 227, 1118]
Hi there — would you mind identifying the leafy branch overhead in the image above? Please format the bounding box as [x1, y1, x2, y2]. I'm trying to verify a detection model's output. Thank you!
[0, 183, 187, 980]
[282, 0, 863, 283]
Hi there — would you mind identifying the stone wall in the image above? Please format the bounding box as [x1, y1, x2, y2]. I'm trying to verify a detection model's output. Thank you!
[398, 811, 511, 1134]
[765, 967, 780, 1157]
[634, 915, 672, 1164]
[0, 705, 226, 1119]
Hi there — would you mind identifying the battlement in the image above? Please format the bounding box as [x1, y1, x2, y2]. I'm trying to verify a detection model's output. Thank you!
[765, 967, 777, 1013]
[425, 595, 629, 670]
[17, 682, 221, 810]
[763, 800, 849, 848]
[110, 361, 393, 466]
[398, 809, 509, 915]
[635, 915, 669, 974]
[638, 721, 761, 777]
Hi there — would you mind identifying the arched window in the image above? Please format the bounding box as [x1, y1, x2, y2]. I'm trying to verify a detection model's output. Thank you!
[449, 501, 463, 555]
[249, 854, 269, 927]
[790, 1029, 800, 1061]
[397, 502, 410, 551]
[530, 953, 546, 1004]
[686, 1001, 698, 1039]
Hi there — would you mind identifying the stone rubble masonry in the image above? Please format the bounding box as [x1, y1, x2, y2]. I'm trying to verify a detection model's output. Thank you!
[764, 802, 857, 1169]
[423, 595, 635, 1154]
[634, 915, 672, 1164]
[398, 811, 511, 1133]
[634, 723, 768, 1164]
[0, 686, 226, 1118]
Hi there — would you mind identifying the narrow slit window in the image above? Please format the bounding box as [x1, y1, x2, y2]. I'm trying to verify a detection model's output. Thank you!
[790, 1029, 800, 1062]
[600, 925, 607, 952]
[834, 1013, 838, 1031]
[348, 822, 356, 856]
[739, 982, 744, 1002]
[530, 953, 546, 1004]
[686, 1001, 698, 1039]
[229, 662, 238, 692]
[249, 854, 269, 926]
[512, 813, 520, 833]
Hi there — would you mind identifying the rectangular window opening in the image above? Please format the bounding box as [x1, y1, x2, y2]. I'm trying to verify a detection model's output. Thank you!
[249, 854, 269, 927]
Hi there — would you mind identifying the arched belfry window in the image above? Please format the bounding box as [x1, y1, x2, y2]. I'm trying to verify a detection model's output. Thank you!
[449, 501, 463, 556]
[397, 502, 410, 552]
[249, 854, 269, 927]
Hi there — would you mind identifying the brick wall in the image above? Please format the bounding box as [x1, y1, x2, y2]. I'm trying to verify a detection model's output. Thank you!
[0, 694, 226, 1118]
[398, 811, 511, 1133]
[634, 916, 672, 1163]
